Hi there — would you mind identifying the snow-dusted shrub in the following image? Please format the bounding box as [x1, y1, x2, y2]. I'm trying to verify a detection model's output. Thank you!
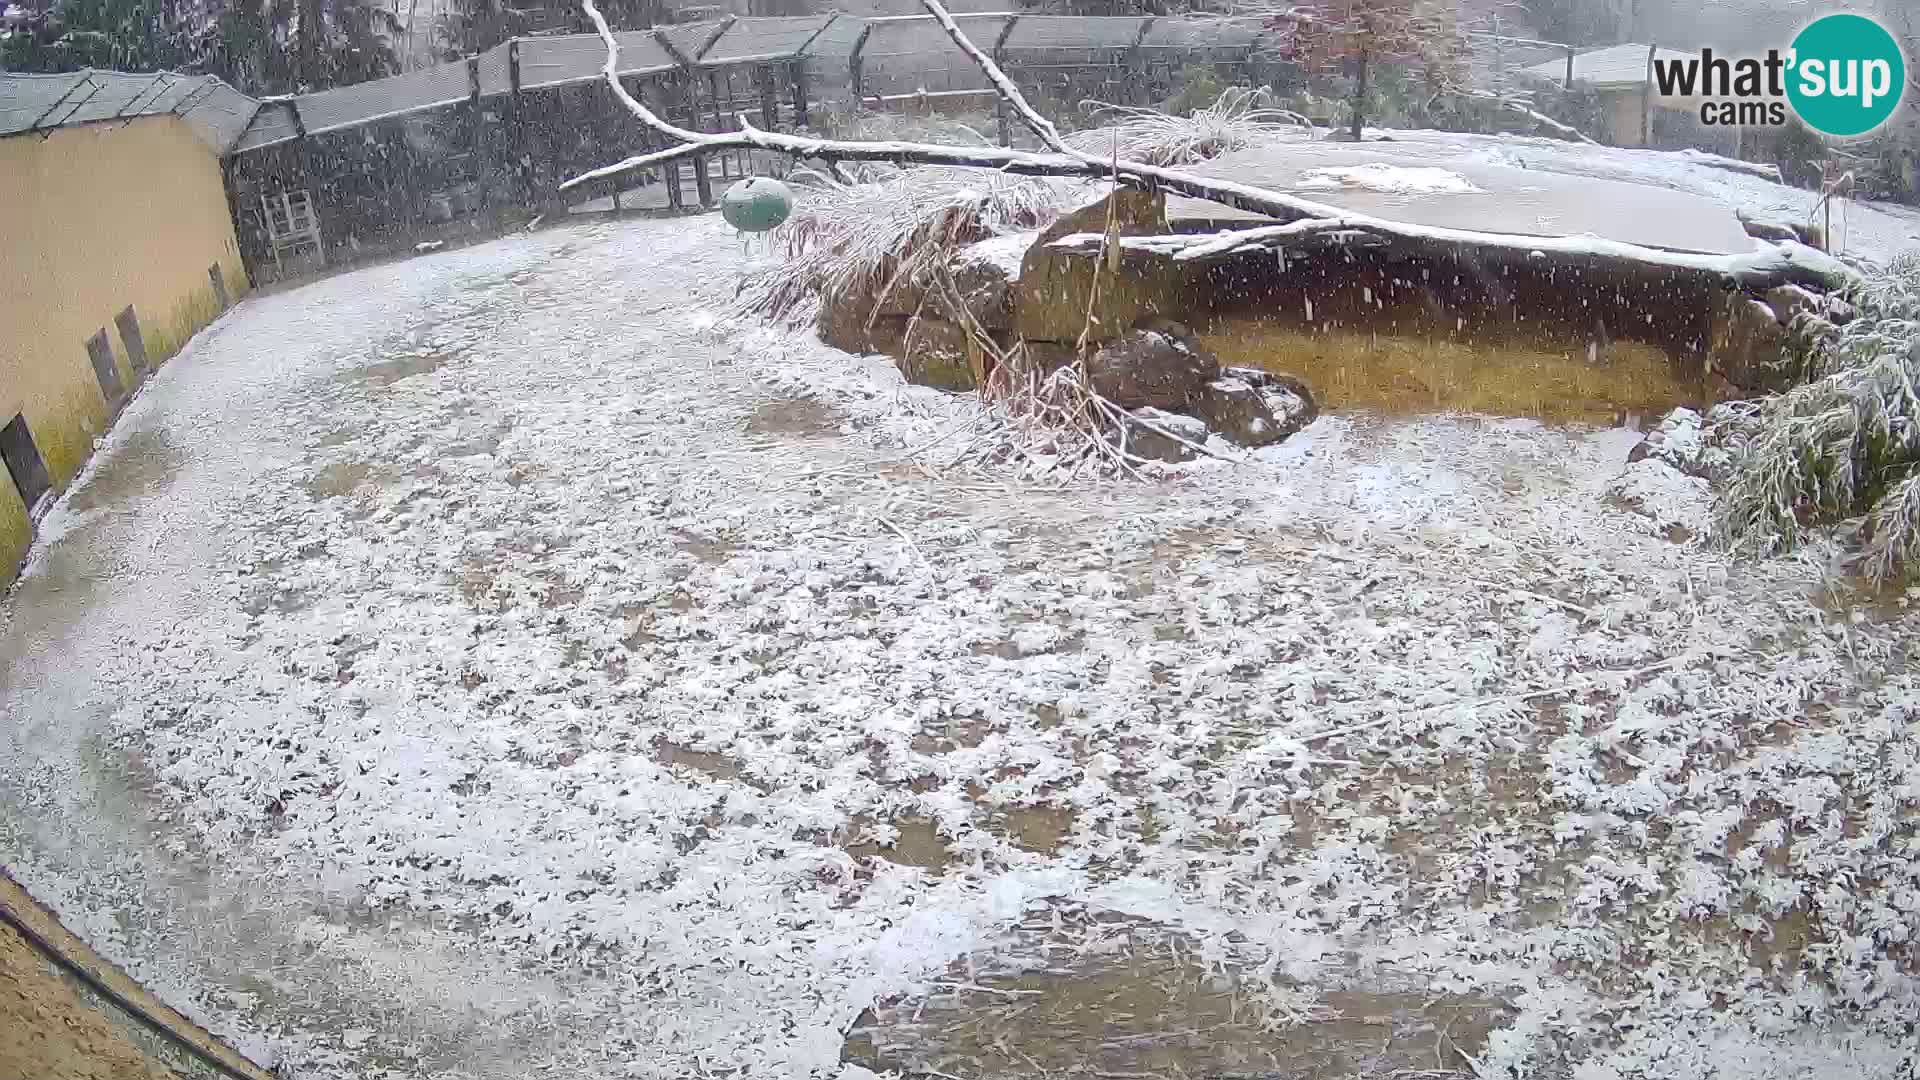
[1065, 87, 1312, 166]
[1713, 253, 1920, 580]
[736, 167, 1076, 325]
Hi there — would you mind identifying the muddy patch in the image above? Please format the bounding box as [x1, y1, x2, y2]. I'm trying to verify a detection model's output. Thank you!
[746, 398, 847, 439]
[993, 805, 1075, 855]
[845, 905, 1512, 1079]
[340, 349, 458, 388]
[844, 817, 952, 870]
[305, 461, 373, 500]
[65, 429, 187, 513]
[654, 740, 750, 785]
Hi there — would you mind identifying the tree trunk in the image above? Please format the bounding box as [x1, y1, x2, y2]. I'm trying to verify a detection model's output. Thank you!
[1350, 44, 1369, 142]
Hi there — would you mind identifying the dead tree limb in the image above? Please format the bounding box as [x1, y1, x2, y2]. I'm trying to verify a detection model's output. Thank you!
[1044, 219, 1850, 292]
[560, 0, 1116, 191]
[905, 0, 1855, 289]
[565, 0, 1859, 291]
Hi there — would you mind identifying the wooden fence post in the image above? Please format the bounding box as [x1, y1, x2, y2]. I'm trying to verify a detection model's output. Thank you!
[467, 56, 487, 212]
[508, 39, 540, 209]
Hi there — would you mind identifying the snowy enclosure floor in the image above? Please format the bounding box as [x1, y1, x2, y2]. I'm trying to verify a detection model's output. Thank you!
[1, 214, 1917, 1080]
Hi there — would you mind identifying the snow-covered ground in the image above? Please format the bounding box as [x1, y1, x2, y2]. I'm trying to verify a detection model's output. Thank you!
[2, 213, 1917, 1080]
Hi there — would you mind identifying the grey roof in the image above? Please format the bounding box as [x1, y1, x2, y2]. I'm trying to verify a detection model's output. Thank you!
[703, 14, 840, 64]
[520, 29, 680, 88]
[1004, 16, 1143, 50]
[0, 69, 258, 151]
[799, 13, 867, 60]
[231, 31, 678, 152]
[219, 11, 1348, 154]
[1521, 44, 1697, 90]
[655, 19, 730, 62]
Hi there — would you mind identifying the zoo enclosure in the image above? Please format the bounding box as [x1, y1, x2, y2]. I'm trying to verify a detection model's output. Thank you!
[222, 12, 1576, 280]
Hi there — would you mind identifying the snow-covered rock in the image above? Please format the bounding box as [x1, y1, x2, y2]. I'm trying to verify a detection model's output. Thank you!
[1607, 457, 1711, 538]
[1191, 367, 1319, 449]
[1112, 406, 1210, 462]
[1085, 321, 1217, 411]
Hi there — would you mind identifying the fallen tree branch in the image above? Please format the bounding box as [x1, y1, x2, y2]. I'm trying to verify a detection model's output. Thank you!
[905, 0, 1855, 290]
[560, 0, 1116, 191]
[566, 0, 1857, 294]
[1044, 224, 1854, 291]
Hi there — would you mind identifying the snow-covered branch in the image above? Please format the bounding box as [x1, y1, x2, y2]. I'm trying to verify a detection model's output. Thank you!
[1046, 225, 1854, 291]
[558, 0, 1115, 192]
[566, 0, 1855, 293]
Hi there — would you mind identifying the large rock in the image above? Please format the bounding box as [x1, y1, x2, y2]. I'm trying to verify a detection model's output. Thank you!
[818, 303, 978, 391]
[1229, 366, 1317, 438]
[1111, 407, 1210, 463]
[1191, 367, 1319, 448]
[1084, 320, 1218, 410]
[898, 317, 979, 391]
[1014, 190, 1205, 345]
[950, 232, 1035, 333]
[1707, 293, 1796, 393]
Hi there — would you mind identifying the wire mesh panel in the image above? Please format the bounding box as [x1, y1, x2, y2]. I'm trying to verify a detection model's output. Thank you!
[1137, 17, 1261, 52]
[701, 15, 837, 64]
[856, 16, 1014, 97]
[800, 13, 867, 105]
[1001, 16, 1151, 113]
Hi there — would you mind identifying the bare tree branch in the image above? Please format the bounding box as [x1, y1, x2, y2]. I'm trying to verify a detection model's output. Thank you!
[559, 0, 1115, 192]
[565, 0, 1859, 292]
[1042, 217, 1851, 291]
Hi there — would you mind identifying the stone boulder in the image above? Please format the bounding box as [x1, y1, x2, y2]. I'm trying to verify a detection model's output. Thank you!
[1013, 189, 1206, 346]
[1112, 407, 1211, 463]
[949, 232, 1035, 333]
[1187, 367, 1319, 449]
[1084, 320, 1218, 411]
[1625, 404, 1759, 486]
[1708, 293, 1796, 393]
[818, 303, 978, 391]
[898, 317, 979, 392]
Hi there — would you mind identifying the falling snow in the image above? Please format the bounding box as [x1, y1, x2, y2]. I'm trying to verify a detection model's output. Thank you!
[1, 212, 1917, 1080]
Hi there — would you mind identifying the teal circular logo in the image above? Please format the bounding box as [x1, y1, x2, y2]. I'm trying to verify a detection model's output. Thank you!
[1786, 14, 1906, 137]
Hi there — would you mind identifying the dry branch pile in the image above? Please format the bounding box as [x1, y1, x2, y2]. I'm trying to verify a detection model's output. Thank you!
[733, 168, 1072, 327]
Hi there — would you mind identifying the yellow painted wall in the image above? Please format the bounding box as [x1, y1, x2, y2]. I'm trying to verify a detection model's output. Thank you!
[0, 114, 248, 586]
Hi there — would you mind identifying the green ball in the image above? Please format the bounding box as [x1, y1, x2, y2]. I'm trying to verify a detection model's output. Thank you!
[720, 177, 794, 233]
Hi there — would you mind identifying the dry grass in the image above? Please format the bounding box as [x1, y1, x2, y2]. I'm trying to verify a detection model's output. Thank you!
[733, 167, 1078, 327]
[1199, 317, 1699, 424]
[1065, 87, 1313, 166]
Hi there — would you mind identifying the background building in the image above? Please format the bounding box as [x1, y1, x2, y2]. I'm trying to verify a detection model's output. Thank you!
[0, 69, 253, 585]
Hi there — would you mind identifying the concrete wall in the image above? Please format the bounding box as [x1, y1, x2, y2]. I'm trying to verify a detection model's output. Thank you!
[0, 113, 248, 587]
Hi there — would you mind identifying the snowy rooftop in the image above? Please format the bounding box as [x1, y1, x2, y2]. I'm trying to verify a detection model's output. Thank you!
[1170, 135, 1758, 255]
[0, 69, 258, 151]
[223, 12, 1283, 149]
[1520, 44, 1697, 91]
